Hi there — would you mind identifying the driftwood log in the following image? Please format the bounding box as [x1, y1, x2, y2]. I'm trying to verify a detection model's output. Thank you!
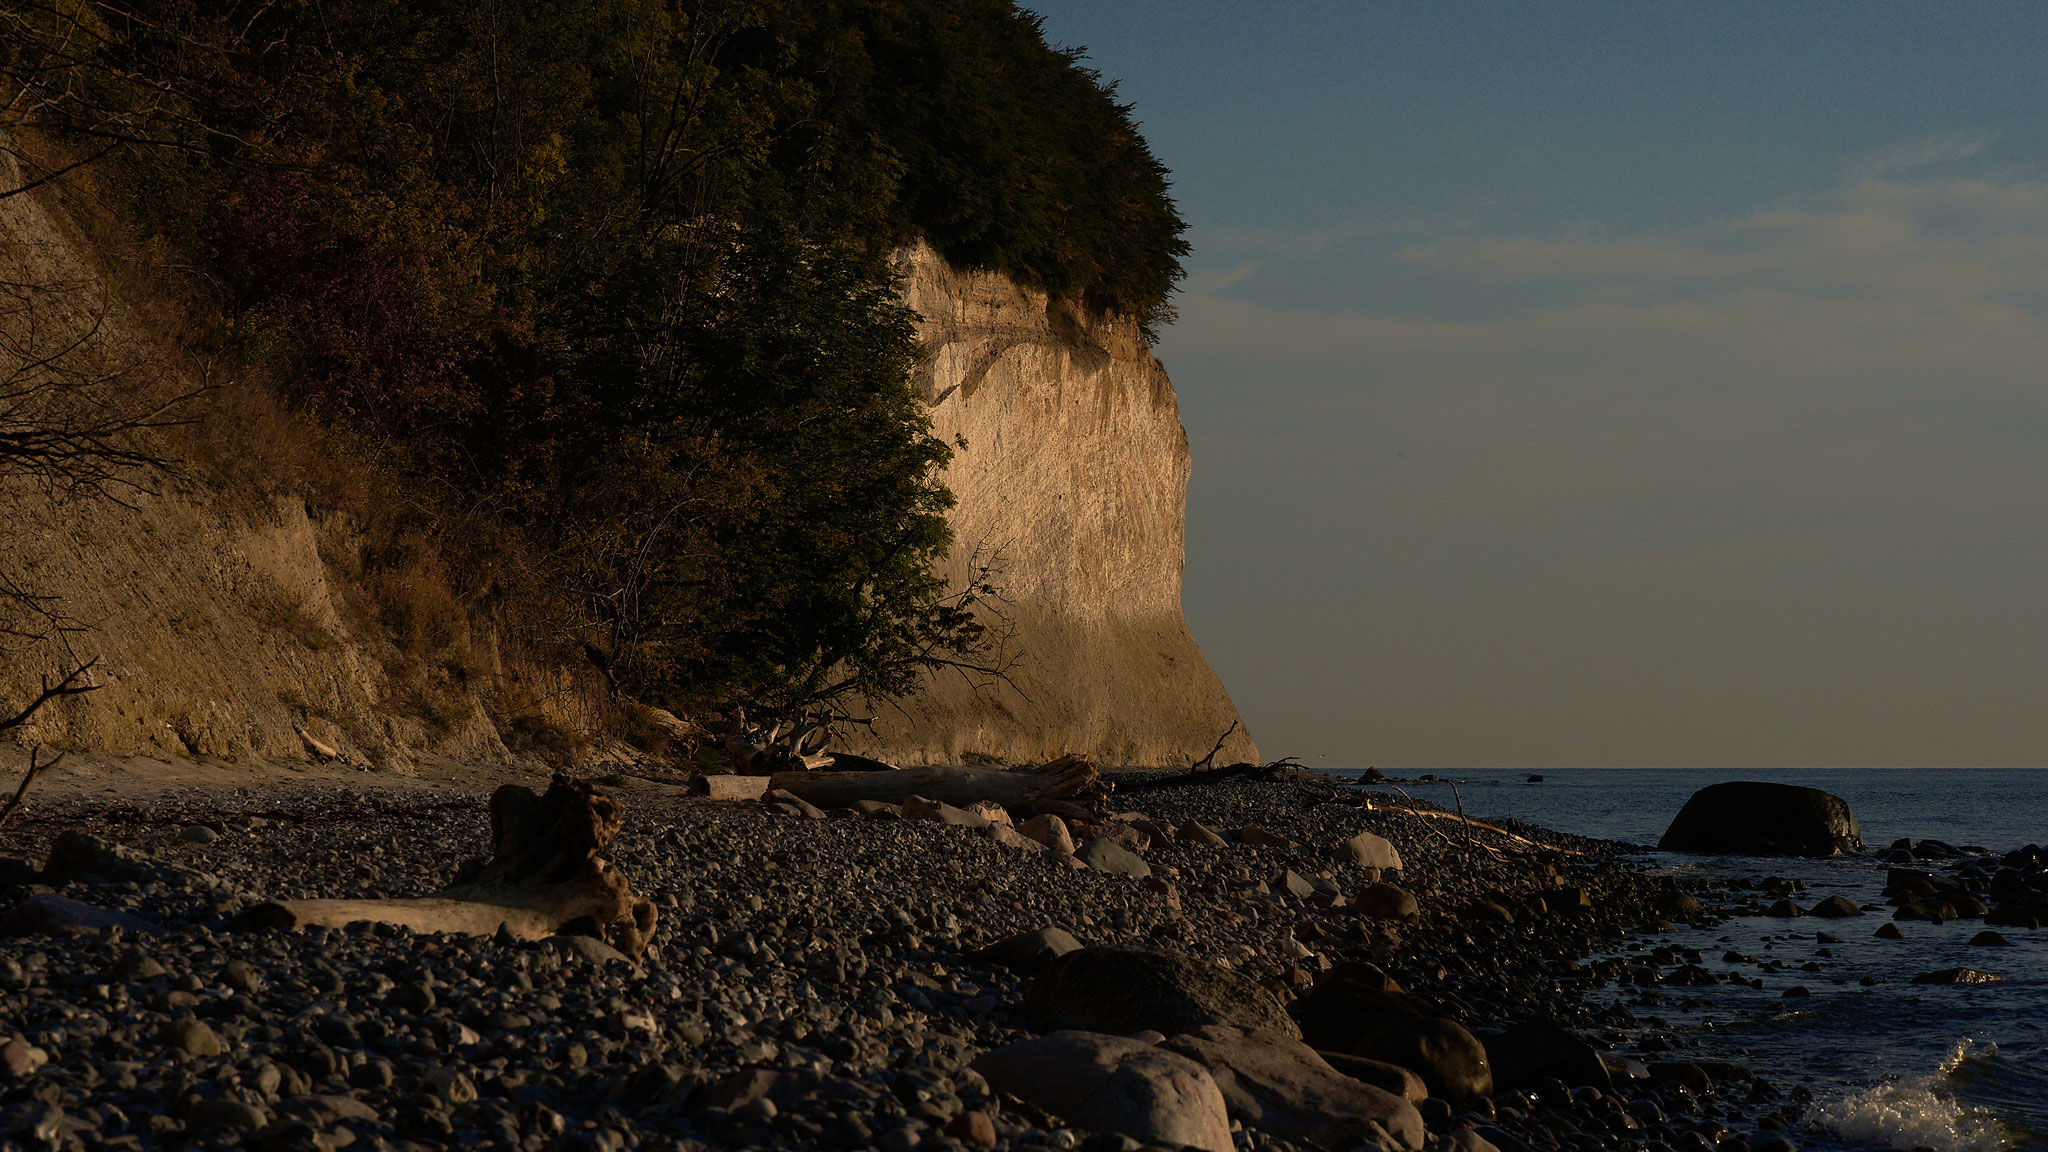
[770, 755, 1104, 813]
[235, 777, 659, 957]
[1371, 804, 1585, 856]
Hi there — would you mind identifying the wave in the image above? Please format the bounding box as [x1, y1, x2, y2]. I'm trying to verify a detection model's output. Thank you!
[1813, 1041, 2012, 1152]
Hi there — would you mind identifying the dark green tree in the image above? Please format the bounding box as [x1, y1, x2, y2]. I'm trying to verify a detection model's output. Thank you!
[0, 0, 1183, 733]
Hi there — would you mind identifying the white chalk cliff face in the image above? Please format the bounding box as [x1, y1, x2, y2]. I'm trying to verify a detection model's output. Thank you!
[856, 244, 1258, 768]
[0, 141, 1247, 771]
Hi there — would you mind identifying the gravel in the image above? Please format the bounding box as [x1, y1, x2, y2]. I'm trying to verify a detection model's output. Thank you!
[0, 769, 1811, 1152]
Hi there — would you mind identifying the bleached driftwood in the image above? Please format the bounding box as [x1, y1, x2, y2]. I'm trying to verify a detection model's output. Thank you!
[769, 754, 1103, 812]
[235, 777, 659, 956]
[1363, 798, 1584, 857]
[696, 774, 773, 801]
[296, 726, 340, 761]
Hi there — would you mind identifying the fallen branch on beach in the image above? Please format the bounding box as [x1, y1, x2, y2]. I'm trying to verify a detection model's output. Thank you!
[1301, 775, 1581, 856]
[1122, 753, 1309, 793]
[1188, 721, 1239, 773]
[1368, 799, 1582, 857]
[0, 746, 60, 830]
[769, 755, 1105, 813]
[1380, 783, 1463, 852]
[234, 776, 659, 957]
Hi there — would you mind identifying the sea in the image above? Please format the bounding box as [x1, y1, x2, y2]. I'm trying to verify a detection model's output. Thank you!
[1324, 767, 2048, 1152]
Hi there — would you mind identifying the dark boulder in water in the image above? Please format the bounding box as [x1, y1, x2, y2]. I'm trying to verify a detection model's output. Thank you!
[1658, 782, 1863, 857]
[1654, 886, 1705, 919]
[1809, 895, 1863, 917]
[1909, 967, 2002, 985]
[1893, 899, 1955, 922]
[1985, 905, 2047, 929]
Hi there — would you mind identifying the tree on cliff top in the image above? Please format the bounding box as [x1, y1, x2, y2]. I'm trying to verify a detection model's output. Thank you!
[0, 0, 1178, 737]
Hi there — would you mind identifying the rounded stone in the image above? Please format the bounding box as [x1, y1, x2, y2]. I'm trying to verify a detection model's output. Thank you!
[1355, 883, 1420, 920]
[160, 1017, 224, 1057]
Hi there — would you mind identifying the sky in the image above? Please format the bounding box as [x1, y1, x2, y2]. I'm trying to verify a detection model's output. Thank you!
[1023, 1, 2048, 768]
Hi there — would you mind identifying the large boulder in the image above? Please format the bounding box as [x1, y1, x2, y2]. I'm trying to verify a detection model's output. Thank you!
[1338, 831, 1403, 872]
[1159, 1026, 1424, 1151]
[1028, 946, 1299, 1038]
[1909, 968, 2002, 985]
[971, 1032, 1233, 1152]
[1479, 1018, 1612, 1094]
[1295, 966, 1491, 1105]
[1658, 782, 1863, 857]
[1354, 1016, 1493, 1107]
[1018, 814, 1077, 854]
[1296, 965, 1435, 1053]
[1317, 1052, 1427, 1105]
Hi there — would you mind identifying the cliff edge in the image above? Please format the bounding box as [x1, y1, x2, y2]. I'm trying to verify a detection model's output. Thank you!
[854, 245, 1258, 767]
[1, 165, 1252, 771]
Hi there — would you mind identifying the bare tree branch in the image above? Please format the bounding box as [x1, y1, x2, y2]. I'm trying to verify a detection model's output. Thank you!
[0, 272, 200, 504]
[0, 744, 63, 829]
[1189, 720, 1240, 773]
[1, 0, 296, 199]
[0, 657, 97, 735]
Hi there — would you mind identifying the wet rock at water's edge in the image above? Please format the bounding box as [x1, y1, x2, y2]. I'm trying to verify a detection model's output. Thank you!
[1658, 781, 1863, 857]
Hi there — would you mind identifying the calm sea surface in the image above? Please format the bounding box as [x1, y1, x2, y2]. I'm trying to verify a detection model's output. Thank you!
[1326, 768, 2048, 1152]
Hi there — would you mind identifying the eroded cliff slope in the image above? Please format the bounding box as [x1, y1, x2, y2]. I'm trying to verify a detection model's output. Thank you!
[0, 157, 606, 772]
[856, 245, 1258, 767]
[2, 166, 1251, 770]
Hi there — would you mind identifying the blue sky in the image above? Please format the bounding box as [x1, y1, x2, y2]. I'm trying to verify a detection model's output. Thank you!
[1025, 2, 2048, 767]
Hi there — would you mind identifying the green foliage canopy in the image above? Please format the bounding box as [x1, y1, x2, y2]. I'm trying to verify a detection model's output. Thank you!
[1, 0, 1185, 724]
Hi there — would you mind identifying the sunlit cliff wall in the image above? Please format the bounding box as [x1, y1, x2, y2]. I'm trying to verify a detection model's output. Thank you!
[854, 244, 1259, 768]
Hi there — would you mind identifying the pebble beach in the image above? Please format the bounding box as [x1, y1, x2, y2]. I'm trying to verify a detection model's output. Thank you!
[0, 767, 1855, 1152]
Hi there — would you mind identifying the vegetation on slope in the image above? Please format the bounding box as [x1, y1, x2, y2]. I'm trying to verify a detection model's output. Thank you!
[0, 0, 1186, 741]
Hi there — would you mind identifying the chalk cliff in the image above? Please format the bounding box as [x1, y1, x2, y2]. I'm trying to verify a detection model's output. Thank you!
[854, 245, 1258, 767]
[0, 156, 1252, 770]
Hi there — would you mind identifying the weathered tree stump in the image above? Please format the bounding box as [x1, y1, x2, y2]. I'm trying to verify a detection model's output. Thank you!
[235, 777, 659, 957]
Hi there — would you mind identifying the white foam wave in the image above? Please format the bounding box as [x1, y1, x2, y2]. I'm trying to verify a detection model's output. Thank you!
[1815, 1041, 2008, 1152]
[1939, 1038, 1999, 1075]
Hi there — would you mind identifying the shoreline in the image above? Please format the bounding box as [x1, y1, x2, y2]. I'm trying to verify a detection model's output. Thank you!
[0, 764, 1851, 1152]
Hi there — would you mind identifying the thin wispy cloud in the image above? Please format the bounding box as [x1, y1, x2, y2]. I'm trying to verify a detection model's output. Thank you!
[1193, 213, 1474, 261]
[1862, 128, 2000, 176]
[1389, 177, 2048, 300]
[1180, 261, 1259, 295]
